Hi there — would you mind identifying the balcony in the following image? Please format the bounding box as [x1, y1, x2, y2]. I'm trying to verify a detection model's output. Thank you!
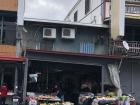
[104, 1, 140, 20]
[126, 4, 140, 19]
[0, 45, 16, 57]
[110, 41, 140, 55]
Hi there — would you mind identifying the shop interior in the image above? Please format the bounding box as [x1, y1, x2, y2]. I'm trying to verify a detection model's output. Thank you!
[0, 63, 23, 92]
[27, 61, 102, 104]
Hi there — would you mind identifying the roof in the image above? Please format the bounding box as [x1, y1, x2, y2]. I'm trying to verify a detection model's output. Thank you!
[24, 17, 108, 28]
[0, 56, 25, 62]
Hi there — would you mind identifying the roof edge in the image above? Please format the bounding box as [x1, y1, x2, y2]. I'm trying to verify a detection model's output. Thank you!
[24, 17, 109, 28]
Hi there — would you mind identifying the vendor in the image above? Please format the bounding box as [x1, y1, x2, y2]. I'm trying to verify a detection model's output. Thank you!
[0, 83, 9, 105]
[81, 79, 92, 92]
[52, 84, 64, 102]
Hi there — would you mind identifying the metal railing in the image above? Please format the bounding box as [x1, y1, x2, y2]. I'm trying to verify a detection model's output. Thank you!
[104, 1, 140, 19]
[126, 0, 140, 2]
[126, 4, 140, 14]
[111, 41, 140, 55]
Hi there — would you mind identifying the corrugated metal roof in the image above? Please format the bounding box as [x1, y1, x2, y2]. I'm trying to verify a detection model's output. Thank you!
[24, 17, 109, 28]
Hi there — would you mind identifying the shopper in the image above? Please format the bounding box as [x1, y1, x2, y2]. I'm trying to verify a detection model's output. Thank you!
[0, 83, 9, 105]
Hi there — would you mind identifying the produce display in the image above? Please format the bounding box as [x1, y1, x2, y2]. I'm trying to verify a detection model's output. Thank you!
[78, 93, 135, 105]
[40, 102, 74, 105]
[36, 95, 61, 101]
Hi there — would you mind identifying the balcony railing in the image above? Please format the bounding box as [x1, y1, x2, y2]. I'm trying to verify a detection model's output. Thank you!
[126, 0, 140, 3]
[126, 4, 140, 14]
[111, 41, 140, 55]
[104, 1, 140, 19]
[0, 45, 16, 57]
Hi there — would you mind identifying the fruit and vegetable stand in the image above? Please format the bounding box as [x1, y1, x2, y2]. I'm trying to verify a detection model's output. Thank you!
[78, 92, 135, 105]
[27, 95, 74, 105]
[92, 96, 135, 105]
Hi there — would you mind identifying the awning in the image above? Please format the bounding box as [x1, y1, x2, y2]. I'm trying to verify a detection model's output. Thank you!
[0, 56, 25, 62]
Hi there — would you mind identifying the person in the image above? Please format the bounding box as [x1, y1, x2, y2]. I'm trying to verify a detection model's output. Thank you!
[0, 83, 9, 105]
[52, 84, 64, 102]
[80, 79, 92, 92]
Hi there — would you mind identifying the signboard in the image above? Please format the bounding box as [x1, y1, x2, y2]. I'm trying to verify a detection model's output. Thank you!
[0, 0, 17, 11]
[0, 45, 16, 57]
[111, 0, 125, 40]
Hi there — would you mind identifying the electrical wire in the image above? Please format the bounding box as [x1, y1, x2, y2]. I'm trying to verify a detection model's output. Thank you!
[78, 0, 106, 22]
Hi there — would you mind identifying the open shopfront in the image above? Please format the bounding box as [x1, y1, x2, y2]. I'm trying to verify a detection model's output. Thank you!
[26, 61, 135, 105]
[0, 60, 24, 104]
[26, 61, 102, 105]
[24, 50, 135, 105]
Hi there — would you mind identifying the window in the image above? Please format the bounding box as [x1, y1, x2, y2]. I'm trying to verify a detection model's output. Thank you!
[80, 41, 94, 54]
[74, 11, 78, 22]
[85, 0, 90, 14]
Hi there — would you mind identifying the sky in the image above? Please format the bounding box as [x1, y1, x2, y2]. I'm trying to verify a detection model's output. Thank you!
[24, 0, 78, 20]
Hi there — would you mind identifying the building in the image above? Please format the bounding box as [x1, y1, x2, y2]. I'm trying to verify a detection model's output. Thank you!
[0, 0, 24, 104]
[65, 0, 140, 25]
[2, 0, 139, 104]
[65, 0, 140, 103]
[21, 18, 120, 104]
[65, 0, 103, 24]
[20, 17, 140, 104]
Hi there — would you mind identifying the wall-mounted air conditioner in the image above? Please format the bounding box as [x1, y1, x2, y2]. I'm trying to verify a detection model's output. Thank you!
[62, 28, 75, 39]
[43, 28, 56, 39]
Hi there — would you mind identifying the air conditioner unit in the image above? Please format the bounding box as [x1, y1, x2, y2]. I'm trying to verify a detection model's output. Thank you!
[43, 28, 56, 38]
[62, 28, 75, 39]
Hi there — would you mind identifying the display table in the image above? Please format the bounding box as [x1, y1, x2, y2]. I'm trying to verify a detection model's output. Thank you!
[79, 93, 135, 105]
[35, 95, 61, 105]
[92, 97, 135, 105]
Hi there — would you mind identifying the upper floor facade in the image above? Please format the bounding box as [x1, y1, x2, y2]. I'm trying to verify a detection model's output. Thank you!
[22, 18, 109, 55]
[0, 0, 17, 57]
[65, 0, 140, 24]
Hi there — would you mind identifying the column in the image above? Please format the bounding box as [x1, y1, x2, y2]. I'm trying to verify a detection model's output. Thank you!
[14, 64, 18, 94]
[101, 65, 105, 95]
[22, 59, 29, 104]
[0, 67, 4, 86]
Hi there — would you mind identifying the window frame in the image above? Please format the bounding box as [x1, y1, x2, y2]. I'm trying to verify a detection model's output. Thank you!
[85, 0, 91, 14]
[74, 11, 78, 22]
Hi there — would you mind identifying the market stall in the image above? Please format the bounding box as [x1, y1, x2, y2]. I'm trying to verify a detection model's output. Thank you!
[79, 94, 135, 105]
[26, 94, 74, 105]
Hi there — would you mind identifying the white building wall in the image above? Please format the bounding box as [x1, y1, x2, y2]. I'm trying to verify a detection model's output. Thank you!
[65, 0, 103, 24]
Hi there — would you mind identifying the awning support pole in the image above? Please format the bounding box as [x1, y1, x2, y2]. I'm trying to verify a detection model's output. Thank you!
[22, 59, 29, 104]
[14, 64, 18, 94]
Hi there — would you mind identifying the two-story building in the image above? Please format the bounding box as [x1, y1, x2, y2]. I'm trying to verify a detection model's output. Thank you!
[20, 17, 140, 104]
[0, 0, 24, 102]
[4, 0, 139, 104]
[21, 18, 111, 103]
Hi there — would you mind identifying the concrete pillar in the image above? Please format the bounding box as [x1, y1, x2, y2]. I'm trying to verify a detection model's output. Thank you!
[101, 66, 105, 95]
[0, 68, 4, 86]
[22, 59, 29, 104]
[14, 64, 18, 94]
[0, 16, 4, 44]
[16, 26, 23, 57]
